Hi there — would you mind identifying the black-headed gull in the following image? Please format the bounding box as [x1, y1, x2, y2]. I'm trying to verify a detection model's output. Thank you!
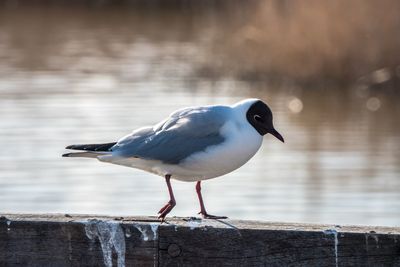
[63, 98, 284, 220]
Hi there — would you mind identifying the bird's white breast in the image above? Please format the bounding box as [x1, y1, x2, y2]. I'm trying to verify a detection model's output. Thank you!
[154, 120, 263, 181]
[183, 123, 261, 180]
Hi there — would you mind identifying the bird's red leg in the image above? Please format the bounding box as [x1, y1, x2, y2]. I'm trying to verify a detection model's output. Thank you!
[196, 181, 227, 219]
[158, 174, 176, 221]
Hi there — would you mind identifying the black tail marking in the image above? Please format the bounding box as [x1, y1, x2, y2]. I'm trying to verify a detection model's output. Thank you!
[65, 142, 117, 152]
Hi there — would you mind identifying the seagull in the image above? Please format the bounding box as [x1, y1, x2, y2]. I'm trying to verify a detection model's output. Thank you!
[63, 98, 284, 220]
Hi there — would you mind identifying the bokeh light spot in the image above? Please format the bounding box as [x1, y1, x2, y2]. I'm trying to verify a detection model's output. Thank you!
[366, 97, 381, 111]
[288, 97, 303, 113]
[371, 68, 391, 84]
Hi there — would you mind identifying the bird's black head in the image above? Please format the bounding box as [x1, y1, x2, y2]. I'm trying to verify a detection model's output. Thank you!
[246, 100, 284, 142]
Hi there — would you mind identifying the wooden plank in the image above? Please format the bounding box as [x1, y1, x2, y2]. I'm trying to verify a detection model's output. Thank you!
[159, 218, 400, 266]
[0, 214, 159, 267]
[1, 214, 399, 266]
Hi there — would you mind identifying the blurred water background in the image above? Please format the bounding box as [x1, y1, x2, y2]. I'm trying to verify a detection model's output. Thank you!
[0, 1, 400, 226]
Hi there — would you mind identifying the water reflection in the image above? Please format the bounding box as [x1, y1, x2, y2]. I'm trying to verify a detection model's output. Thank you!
[0, 6, 399, 226]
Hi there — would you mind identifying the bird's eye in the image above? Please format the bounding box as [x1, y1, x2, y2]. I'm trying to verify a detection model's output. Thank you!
[254, 115, 262, 122]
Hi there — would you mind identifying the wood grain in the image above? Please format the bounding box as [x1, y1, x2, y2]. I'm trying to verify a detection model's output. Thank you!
[0, 214, 399, 266]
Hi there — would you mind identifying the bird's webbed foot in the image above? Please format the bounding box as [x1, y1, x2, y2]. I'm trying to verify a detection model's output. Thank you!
[158, 200, 176, 221]
[198, 211, 228, 220]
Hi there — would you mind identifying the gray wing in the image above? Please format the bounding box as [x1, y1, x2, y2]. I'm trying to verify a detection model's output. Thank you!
[111, 105, 231, 164]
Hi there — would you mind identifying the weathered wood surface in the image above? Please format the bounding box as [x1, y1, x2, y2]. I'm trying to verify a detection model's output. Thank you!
[0, 214, 399, 267]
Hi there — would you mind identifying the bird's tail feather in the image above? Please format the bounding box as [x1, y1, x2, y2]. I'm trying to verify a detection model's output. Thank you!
[63, 142, 115, 158]
[62, 151, 107, 158]
[65, 142, 116, 152]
